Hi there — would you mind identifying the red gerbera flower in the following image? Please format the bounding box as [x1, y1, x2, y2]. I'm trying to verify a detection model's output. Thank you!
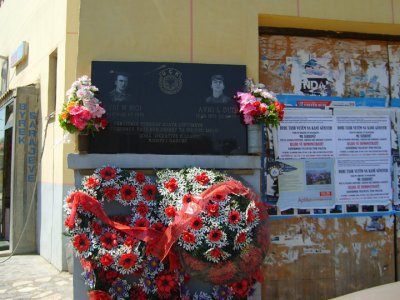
[142, 184, 157, 201]
[98, 270, 120, 283]
[73, 233, 90, 252]
[103, 187, 118, 201]
[164, 178, 178, 193]
[182, 194, 195, 204]
[135, 172, 146, 184]
[182, 231, 196, 244]
[124, 236, 138, 247]
[130, 287, 147, 300]
[228, 211, 241, 224]
[88, 290, 113, 300]
[119, 253, 138, 269]
[136, 202, 149, 216]
[80, 258, 94, 271]
[213, 192, 225, 202]
[230, 279, 250, 298]
[120, 184, 137, 202]
[100, 253, 114, 267]
[207, 203, 220, 217]
[85, 176, 99, 189]
[100, 167, 117, 180]
[164, 206, 176, 218]
[236, 232, 247, 244]
[135, 218, 150, 228]
[190, 217, 203, 230]
[195, 172, 209, 185]
[208, 229, 223, 242]
[91, 221, 102, 235]
[151, 222, 166, 232]
[100, 232, 118, 250]
[155, 272, 177, 295]
[210, 248, 222, 258]
[247, 209, 255, 224]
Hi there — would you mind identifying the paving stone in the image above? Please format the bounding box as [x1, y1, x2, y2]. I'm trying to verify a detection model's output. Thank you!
[0, 255, 73, 299]
[12, 280, 33, 287]
[17, 286, 39, 292]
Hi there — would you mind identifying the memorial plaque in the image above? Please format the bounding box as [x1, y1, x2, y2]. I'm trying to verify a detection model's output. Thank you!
[89, 62, 247, 154]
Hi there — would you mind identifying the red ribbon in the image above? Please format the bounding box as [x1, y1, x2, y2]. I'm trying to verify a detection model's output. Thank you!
[66, 180, 260, 265]
[65, 191, 161, 244]
[150, 180, 259, 261]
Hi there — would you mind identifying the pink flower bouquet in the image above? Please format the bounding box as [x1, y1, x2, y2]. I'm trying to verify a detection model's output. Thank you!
[235, 79, 284, 127]
[59, 75, 108, 134]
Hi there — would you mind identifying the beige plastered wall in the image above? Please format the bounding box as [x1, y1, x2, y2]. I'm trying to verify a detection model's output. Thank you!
[76, 0, 400, 79]
[0, 0, 399, 271]
[0, 0, 79, 270]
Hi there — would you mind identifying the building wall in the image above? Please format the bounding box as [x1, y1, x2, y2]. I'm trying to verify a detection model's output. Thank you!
[76, 0, 400, 80]
[0, 0, 399, 274]
[0, 0, 79, 270]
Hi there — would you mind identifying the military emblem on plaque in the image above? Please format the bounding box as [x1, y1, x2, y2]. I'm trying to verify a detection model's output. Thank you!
[158, 67, 183, 95]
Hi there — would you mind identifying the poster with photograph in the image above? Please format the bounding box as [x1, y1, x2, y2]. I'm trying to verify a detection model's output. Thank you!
[275, 112, 335, 159]
[277, 159, 335, 210]
[335, 157, 392, 205]
[335, 115, 391, 157]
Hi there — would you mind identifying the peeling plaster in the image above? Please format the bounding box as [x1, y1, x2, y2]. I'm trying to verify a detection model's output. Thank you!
[282, 249, 299, 263]
[352, 243, 362, 265]
[318, 218, 327, 230]
[271, 234, 316, 247]
[355, 217, 368, 229]
[303, 247, 330, 255]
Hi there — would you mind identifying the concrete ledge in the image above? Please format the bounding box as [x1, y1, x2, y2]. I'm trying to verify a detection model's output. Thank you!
[67, 154, 261, 170]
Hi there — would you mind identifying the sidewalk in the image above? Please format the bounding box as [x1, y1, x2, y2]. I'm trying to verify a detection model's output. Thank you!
[0, 254, 73, 300]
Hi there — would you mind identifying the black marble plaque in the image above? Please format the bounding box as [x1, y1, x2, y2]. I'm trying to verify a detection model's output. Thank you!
[89, 62, 247, 154]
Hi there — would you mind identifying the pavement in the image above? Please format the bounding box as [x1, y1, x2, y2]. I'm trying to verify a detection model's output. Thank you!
[0, 254, 73, 300]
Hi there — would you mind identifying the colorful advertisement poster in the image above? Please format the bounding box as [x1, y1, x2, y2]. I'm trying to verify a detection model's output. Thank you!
[277, 159, 335, 210]
[335, 157, 392, 205]
[335, 115, 391, 157]
[276, 114, 335, 159]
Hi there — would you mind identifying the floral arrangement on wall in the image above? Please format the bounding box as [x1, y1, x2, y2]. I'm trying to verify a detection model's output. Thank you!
[235, 79, 284, 127]
[64, 166, 269, 300]
[58, 75, 108, 134]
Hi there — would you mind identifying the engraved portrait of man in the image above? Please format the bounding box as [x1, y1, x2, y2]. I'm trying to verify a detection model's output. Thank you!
[205, 74, 231, 104]
[109, 72, 131, 102]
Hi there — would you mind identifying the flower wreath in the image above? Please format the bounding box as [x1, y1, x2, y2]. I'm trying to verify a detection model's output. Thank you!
[64, 167, 181, 299]
[64, 166, 270, 300]
[156, 168, 270, 287]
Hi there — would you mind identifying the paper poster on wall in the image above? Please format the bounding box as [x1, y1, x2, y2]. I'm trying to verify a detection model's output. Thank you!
[335, 157, 392, 205]
[277, 94, 387, 108]
[389, 109, 400, 160]
[276, 113, 335, 159]
[393, 162, 400, 205]
[277, 159, 335, 210]
[335, 115, 391, 157]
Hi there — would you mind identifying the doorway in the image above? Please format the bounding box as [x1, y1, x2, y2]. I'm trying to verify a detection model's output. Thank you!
[0, 100, 13, 251]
